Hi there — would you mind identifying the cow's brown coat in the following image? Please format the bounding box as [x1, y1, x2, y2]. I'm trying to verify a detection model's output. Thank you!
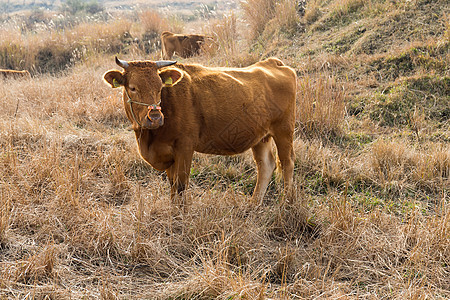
[104, 57, 296, 205]
[161, 31, 206, 60]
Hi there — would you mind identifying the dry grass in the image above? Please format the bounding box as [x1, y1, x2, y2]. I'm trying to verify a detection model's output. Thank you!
[241, 0, 298, 51]
[330, 0, 364, 19]
[0, 19, 132, 73]
[138, 9, 167, 34]
[303, 0, 322, 25]
[241, 0, 277, 40]
[369, 140, 450, 192]
[296, 75, 346, 137]
[0, 1, 449, 299]
[202, 13, 238, 63]
[271, 0, 300, 34]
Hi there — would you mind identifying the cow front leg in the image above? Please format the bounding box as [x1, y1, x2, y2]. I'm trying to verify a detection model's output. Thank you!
[162, 46, 175, 60]
[165, 150, 194, 209]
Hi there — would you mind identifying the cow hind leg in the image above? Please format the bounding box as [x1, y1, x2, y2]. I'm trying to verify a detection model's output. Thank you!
[272, 131, 295, 203]
[251, 137, 276, 206]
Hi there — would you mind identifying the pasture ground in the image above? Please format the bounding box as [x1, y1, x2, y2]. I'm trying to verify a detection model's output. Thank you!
[0, 0, 448, 298]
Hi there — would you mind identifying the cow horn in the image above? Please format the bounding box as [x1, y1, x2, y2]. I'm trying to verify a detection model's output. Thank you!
[156, 61, 177, 68]
[115, 57, 129, 69]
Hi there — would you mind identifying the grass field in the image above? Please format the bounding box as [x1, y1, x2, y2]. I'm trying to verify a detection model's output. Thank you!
[0, 0, 448, 298]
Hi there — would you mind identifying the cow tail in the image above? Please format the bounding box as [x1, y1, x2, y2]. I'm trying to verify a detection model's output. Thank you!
[274, 158, 283, 183]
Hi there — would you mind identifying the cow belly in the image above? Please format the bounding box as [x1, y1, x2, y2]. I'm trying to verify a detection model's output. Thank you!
[196, 102, 274, 154]
[197, 139, 260, 155]
[197, 126, 267, 155]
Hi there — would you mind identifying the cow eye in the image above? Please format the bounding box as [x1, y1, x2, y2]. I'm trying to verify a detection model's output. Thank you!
[129, 86, 137, 92]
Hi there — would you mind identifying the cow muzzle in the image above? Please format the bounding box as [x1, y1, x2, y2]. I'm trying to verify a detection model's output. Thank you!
[143, 108, 164, 129]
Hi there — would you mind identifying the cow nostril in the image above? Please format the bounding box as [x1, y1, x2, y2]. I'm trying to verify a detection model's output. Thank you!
[147, 114, 163, 123]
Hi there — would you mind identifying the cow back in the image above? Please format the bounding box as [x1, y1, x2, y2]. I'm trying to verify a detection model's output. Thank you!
[159, 58, 296, 154]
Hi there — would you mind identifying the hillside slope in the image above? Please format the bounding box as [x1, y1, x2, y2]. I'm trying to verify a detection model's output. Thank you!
[280, 0, 449, 141]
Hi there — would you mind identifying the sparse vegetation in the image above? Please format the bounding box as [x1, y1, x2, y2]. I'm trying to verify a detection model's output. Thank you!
[0, 0, 448, 298]
[0, 18, 133, 74]
[296, 75, 346, 136]
[61, 0, 104, 16]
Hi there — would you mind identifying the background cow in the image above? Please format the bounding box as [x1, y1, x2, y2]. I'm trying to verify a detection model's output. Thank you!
[161, 31, 206, 60]
[0, 69, 31, 80]
[104, 57, 296, 207]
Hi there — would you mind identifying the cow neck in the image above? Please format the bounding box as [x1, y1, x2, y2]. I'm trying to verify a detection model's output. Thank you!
[124, 88, 161, 128]
[135, 127, 158, 161]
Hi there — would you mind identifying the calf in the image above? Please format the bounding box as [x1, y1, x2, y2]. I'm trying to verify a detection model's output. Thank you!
[161, 31, 206, 60]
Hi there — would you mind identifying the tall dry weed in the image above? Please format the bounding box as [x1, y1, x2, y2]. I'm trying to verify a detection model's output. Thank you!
[412, 145, 450, 191]
[370, 139, 410, 184]
[161, 227, 268, 299]
[203, 13, 238, 59]
[273, 0, 300, 34]
[296, 75, 346, 137]
[166, 15, 185, 33]
[257, 0, 300, 41]
[370, 140, 449, 192]
[0, 197, 11, 243]
[446, 14, 450, 42]
[330, 0, 364, 18]
[242, 0, 299, 40]
[0, 28, 38, 70]
[12, 245, 58, 284]
[241, 0, 277, 40]
[303, 0, 322, 25]
[0, 19, 132, 73]
[138, 9, 167, 34]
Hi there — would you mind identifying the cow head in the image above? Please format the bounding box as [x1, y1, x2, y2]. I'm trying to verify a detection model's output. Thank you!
[103, 57, 183, 130]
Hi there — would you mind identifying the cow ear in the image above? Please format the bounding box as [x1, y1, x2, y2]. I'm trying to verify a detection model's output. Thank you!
[103, 70, 124, 88]
[159, 69, 183, 87]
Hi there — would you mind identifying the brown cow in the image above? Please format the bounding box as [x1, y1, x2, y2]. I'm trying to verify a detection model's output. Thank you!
[161, 31, 206, 60]
[0, 69, 31, 80]
[103, 57, 296, 206]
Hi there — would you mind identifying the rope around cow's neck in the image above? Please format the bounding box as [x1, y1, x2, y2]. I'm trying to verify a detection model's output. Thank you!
[124, 88, 161, 128]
